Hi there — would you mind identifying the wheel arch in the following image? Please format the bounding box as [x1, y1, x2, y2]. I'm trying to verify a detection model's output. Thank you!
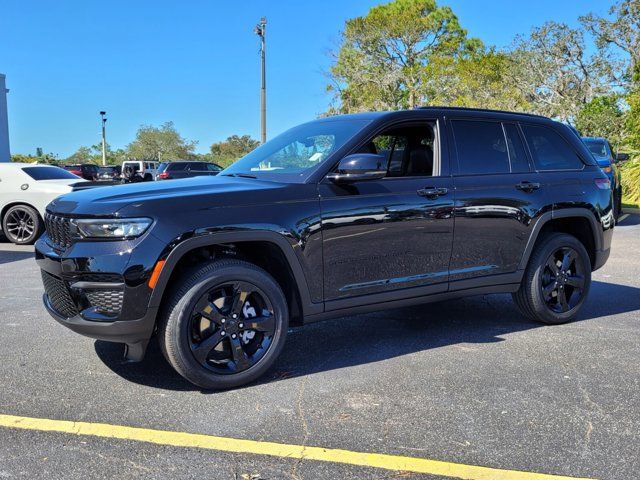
[1, 201, 43, 229]
[519, 209, 602, 271]
[148, 231, 321, 324]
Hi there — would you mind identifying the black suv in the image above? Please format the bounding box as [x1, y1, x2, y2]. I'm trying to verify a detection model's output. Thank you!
[36, 108, 614, 389]
[157, 161, 222, 180]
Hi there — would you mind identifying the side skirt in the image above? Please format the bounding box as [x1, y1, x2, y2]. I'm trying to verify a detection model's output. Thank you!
[304, 281, 521, 324]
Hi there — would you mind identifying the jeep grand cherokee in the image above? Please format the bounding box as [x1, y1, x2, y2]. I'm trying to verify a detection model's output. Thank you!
[36, 107, 614, 389]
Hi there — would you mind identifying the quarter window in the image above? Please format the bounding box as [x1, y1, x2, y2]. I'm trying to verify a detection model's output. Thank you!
[521, 125, 584, 171]
[452, 120, 509, 175]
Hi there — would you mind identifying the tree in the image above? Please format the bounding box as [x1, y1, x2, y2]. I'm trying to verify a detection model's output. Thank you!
[65, 146, 94, 164]
[210, 135, 260, 167]
[581, 0, 640, 82]
[581, 1, 640, 153]
[424, 47, 529, 111]
[327, 0, 474, 113]
[575, 95, 626, 147]
[505, 21, 617, 123]
[126, 122, 197, 161]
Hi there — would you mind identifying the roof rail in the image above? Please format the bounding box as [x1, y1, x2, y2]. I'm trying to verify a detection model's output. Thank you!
[415, 105, 548, 119]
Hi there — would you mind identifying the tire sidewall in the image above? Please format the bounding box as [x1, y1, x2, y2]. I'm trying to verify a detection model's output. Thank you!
[165, 262, 288, 389]
[528, 234, 591, 324]
[2, 205, 42, 245]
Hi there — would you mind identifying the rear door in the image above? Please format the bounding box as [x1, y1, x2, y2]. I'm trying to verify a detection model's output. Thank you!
[520, 123, 594, 213]
[449, 119, 548, 287]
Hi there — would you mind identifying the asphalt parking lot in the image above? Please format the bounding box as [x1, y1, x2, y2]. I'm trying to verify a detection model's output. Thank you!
[0, 215, 639, 480]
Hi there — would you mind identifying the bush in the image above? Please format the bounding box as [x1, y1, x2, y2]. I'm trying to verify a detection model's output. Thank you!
[621, 157, 640, 206]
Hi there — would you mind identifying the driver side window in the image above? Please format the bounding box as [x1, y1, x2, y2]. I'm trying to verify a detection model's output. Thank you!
[358, 123, 437, 177]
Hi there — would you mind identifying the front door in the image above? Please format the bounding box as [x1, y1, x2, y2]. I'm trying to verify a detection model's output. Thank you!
[319, 121, 454, 307]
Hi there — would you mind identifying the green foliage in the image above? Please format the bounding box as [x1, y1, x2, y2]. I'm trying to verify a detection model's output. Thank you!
[621, 159, 640, 206]
[327, 0, 474, 112]
[126, 122, 197, 161]
[575, 95, 626, 146]
[210, 135, 260, 168]
[506, 21, 617, 123]
[11, 153, 39, 163]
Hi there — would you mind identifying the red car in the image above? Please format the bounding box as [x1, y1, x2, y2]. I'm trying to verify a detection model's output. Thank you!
[63, 164, 99, 181]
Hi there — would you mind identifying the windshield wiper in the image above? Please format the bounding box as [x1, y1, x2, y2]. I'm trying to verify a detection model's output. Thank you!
[221, 173, 258, 179]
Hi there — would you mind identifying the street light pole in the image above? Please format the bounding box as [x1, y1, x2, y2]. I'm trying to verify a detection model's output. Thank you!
[99, 111, 107, 166]
[254, 17, 267, 144]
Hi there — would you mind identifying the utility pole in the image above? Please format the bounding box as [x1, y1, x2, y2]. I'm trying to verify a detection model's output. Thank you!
[254, 17, 267, 144]
[99, 111, 107, 165]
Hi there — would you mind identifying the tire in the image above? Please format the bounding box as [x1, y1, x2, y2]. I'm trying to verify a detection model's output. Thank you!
[2, 205, 42, 245]
[512, 233, 591, 325]
[158, 259, 288, 389]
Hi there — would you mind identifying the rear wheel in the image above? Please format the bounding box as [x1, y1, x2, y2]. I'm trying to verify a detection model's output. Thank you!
[2, 205, 42, 245]
[158, 259, 288, 389]
[513, 233, 591, 324]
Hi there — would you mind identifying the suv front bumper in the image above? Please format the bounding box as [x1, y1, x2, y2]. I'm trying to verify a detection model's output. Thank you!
[35, 231, 167, 359]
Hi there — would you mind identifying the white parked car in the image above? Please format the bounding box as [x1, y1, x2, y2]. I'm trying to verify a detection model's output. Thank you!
[122, 161, 158, 182]
[0, 163, 82, 245]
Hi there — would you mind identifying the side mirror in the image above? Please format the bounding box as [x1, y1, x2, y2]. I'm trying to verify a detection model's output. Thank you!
[326, 153, 386, 183]
[616, 152, 629, 163]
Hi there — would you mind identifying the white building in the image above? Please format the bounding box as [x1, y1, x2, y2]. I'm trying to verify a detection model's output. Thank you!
[0, 74, 10, 162]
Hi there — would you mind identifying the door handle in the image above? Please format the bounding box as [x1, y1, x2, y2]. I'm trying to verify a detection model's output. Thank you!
[417, 187, 448, 199]
[515, 181, 541, 193]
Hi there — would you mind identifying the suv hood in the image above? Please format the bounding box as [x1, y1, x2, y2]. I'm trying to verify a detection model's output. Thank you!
[47, 175, 295, 216]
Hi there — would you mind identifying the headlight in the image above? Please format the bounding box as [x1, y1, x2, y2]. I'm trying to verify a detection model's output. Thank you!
[73, 218, 152, 239]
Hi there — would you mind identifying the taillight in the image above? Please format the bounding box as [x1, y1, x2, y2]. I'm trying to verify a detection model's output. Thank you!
[70, 169, 82, 176]
[158, 172, 169, 179]
[595, 178, 611, 190]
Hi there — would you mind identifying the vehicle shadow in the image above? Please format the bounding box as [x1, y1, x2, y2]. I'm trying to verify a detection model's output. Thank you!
[94, 280, 640, 392]
[0, 250, 34, 265]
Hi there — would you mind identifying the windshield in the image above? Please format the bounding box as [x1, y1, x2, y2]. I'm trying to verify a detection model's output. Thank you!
[22, 166, 80, 180]
[583, 140, 608, 157]
[221, 118, 370, 182]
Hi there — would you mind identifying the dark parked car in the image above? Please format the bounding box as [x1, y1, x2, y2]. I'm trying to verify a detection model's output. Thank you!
[63, 164, 99, 181]
[582, 137, 626, 218]
[36, 107, 614, 389]
[97, 165, 122, 182]
[156, 161, 223, 180]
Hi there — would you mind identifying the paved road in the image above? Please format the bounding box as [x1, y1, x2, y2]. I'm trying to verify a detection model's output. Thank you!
[0, 215, 639, 479]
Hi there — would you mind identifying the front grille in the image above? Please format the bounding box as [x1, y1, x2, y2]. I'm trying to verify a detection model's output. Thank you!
[44, 213, 73, 249]
[41, 270, 78, 318]
[85, 289, 124, 315]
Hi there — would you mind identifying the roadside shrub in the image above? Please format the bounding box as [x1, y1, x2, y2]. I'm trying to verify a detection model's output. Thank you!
[621, 157, 640, 206]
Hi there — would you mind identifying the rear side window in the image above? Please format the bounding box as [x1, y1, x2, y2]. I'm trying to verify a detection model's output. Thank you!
[522, 125, 584, 171]
[503, 123, 530, 173]
[167, 163, 188, 171]
[22, 166, 79, 180]
[452, 120, 509, 175]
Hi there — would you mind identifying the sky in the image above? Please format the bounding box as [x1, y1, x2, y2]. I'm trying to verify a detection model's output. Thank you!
[1, 0, 612, 158]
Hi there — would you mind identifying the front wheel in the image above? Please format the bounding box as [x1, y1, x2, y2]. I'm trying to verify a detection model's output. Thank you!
[2, 205, 42, 245]
[513, 233, 591, 324]
[158, 259, 288, 389]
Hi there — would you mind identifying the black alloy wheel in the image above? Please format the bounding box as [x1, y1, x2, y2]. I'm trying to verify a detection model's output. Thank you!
[189, 281, 276, 374]
[2, 205, 42, 245]
[159, 259, 288, 389]
[540, 247, 586, 313]
[512, 233, 591, 325]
